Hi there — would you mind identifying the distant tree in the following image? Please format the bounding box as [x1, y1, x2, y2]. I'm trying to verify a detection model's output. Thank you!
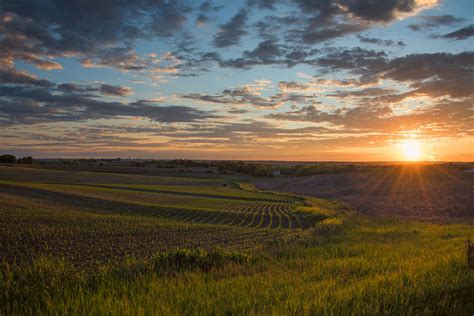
[17, 156, 33, 164]
[0, 154, 16, 163]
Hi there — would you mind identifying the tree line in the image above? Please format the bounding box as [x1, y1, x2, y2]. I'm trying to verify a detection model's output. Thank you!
[0, 154, 33, 164]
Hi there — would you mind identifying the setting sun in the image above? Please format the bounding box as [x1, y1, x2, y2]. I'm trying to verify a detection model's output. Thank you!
[402, 140, 422, 161]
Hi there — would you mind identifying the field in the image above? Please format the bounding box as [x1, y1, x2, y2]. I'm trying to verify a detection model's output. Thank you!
[256, 164, 474, 223]
[1, 165, 473, 314]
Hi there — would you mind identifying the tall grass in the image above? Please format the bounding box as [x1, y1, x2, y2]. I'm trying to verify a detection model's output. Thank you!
[1, 216, 473, 315]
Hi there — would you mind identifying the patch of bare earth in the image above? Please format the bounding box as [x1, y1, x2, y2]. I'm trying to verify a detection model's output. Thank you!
[255, 165, 474, 223]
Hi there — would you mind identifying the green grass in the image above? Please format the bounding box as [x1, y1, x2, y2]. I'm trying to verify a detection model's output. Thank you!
[0, 167, 473, 314]
[1, 215, 473, 315]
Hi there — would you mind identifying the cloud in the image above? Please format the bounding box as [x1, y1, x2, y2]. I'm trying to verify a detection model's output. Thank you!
[382, 52, 474, 98]
[218, 40, 320, 69]
[357, 35, 405, 46]
[0, 0, 443, 78]
[181, 80, 324, 109]
[149, 2, 190, 37]
[267, 98, 473, 138]
[338, 0, 439, 22]
[227, 109, 249, 114]
[315, 49, 474, 98]
[213, 9, 248, 47]
[279, 78, 359, 93]
[57, 83, 94, 93]
[196, 14, 209, 26]
[244, 39, 283, 61]
[260, 50, 473, 138]
[0, 1, 190, 72]
[195, 1, 222, 26]
[278, 81, 315, 92]
[408, 14, 464, 31]
[181, 88, 280, 108]
[328, 87, 397, 98]
[316, 47, 387, 82]
[2, 119, 384, 157]
[216, 0, 436, 71]
[56, 82, 135, 97]
[248, 0, 438, 46]
[0, 85, 216, 125]
[442, 25, 474, 40]
[0, 67, 54, 87]
[299, 23, 367, 45]
[99, 84, 133, 97]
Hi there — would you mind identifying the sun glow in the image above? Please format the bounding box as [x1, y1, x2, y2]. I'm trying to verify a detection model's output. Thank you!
[402, 139, 422, 161]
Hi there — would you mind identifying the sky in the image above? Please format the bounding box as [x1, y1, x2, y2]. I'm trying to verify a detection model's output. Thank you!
[0, 0, 473, 161]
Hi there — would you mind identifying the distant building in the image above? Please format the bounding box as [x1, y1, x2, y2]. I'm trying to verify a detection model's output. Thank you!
[272, 170, 281, 177]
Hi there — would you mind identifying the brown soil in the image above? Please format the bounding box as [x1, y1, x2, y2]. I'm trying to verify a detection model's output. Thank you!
[255, 164, 474, 223]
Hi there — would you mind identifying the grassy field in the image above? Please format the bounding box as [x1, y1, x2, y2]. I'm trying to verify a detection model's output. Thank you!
[1, 166, 473, 314]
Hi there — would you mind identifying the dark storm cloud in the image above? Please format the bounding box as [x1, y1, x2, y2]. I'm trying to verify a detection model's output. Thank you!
[408, 14, 464, 31]
[442, 25, 474, 40]
[213, 9, 248, 47]
[0, 85, 215, 125]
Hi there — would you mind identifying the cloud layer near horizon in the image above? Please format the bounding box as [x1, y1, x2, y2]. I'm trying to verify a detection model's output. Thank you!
[0, 0, 473, 160]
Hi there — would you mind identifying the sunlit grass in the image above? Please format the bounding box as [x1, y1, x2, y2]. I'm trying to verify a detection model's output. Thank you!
[1, 174, 472, 314]
[1, 214, 472, 314]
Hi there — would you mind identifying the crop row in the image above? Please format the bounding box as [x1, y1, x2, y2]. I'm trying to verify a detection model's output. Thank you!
[83, 183, 299, 203]
[2, 181, 295, 213]
[0, 191, 288, 266]
[0, 183, 311, 230]
[124, 203, 310, 230]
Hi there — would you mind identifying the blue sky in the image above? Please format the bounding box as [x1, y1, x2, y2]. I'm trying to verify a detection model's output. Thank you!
[0, 0, 473, 161]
